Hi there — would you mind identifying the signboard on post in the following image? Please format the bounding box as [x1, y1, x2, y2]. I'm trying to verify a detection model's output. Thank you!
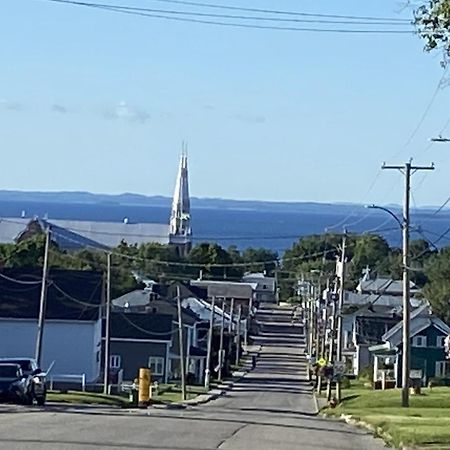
[333, 360, 345, 376]
[317, 357, 327, 367]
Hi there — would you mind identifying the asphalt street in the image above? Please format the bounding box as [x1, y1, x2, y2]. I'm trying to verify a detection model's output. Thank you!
[0, 305, 385, 450]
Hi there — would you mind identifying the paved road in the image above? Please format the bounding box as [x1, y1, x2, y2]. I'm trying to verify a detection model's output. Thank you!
[0, 305, 385, 450]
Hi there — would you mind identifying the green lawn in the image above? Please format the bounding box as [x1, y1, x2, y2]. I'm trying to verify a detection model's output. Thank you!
[150, 383, 208, 403]
[47, 390, 130, 407]
[325, 383, 450, 448]
[48, 384, 208, 407]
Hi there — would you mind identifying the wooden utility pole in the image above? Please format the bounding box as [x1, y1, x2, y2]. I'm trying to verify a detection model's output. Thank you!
[218, 298, 225, 382]
[227, 298, 235, 357]
[176, 286, 187, 400]
[336, 233, 347, 403]
[35, 227, 51, 368]
[382, 161, 434, 407]
[235, 305, 242, 366]
[205, 296, 216, 390]
[103, 252, 112, 395]
[326, 281, 338, 401]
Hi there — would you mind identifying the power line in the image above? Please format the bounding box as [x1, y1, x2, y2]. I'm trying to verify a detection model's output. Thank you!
[140, 0, 412, 22]
[51, 279, 103, 309]
[43, 0, 413, 26]
[0, 272, 42, 285]
[43, 0, 415, 33]
[403, 67, 449, 148]
[50, 228, 337, 267]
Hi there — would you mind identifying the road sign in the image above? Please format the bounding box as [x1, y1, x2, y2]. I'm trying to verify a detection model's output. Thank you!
[317, 357, 327, 367]
[333, 360, 345, 376]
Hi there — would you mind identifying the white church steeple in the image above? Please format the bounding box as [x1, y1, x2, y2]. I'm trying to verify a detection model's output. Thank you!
[169, 144, 192, 255]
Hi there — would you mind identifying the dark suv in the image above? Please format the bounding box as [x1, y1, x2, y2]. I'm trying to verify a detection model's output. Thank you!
[0, 358, 47, 406]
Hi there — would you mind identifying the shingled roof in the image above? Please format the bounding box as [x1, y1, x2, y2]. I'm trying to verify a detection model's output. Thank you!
[0, 268, 103, 321]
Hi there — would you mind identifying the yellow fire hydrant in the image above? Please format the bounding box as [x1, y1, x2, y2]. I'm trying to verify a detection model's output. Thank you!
[138, 368, 151, 408]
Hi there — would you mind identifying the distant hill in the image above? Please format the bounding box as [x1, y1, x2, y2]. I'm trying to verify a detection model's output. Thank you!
[0, 189, 394, 214]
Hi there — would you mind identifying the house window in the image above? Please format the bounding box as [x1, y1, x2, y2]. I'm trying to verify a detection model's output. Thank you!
[437, 336, 446, 348]
[148, 357, 165, 376]
[412, 336, 427, 347]
[110, 355, 121, 369]
[436, 361, 450, 377]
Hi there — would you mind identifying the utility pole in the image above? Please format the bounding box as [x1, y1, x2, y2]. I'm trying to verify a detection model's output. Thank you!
[326, 281, 338, 401]
[382, 161, 434, 407]
[103, 252, 112, 395]
[218, 298, 225, 382]
[235, 305, 242, 366]
[176, 286, 187, 400]
[205, 296, 216, 390]
[35, 227, 51, 368]
[335, 233, 347, 403]
[228, 298, 235, 357]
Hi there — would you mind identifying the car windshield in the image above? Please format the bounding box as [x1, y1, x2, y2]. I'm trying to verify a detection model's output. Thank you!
[0, 365, 20, 378]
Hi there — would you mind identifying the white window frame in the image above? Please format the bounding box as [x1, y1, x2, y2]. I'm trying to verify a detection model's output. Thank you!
[436, 336, 446, 348]
[148, 357, 165, 376]
[110, 355, 121, 369]
[412, 336, 427, 348]
[436, 361, 450, 377]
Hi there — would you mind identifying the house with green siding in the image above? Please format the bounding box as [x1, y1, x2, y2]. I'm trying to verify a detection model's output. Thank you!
[370, 304, 450, 387]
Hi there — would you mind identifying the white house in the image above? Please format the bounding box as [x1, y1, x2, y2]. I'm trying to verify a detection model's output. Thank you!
[242, 273, 276, 303]
[0, 269, 103, 382]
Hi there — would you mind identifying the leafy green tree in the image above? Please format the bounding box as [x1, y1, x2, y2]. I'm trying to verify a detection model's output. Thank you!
[188, 243, 243, 280]
[423, 247, 450, 323]
[241, 247, 278, 276]
[415, 1, 450, 66]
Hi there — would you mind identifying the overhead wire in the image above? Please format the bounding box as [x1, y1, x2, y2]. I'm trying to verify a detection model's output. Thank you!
[141, 0, 412, 22]
[43, 0, 414, 26]
[43, 0, 415, 33]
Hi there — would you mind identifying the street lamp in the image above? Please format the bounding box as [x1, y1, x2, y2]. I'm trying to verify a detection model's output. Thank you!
[366, 203, 411, 407]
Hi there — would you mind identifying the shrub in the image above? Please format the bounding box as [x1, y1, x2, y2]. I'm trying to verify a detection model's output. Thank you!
[358, 365, 374, 381]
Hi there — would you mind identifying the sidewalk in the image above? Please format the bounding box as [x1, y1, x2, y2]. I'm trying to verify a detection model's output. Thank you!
[151, 346, 262, 409]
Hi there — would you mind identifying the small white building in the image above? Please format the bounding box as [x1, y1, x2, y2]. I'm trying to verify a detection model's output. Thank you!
[242, 273, 276, 303]
[0, 269, 103, 382]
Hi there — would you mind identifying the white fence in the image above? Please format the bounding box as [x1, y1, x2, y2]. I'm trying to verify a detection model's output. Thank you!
[49, 374, 86, 391]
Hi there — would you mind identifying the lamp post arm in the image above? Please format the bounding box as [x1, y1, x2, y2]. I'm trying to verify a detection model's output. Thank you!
[366, 204, 402, 230]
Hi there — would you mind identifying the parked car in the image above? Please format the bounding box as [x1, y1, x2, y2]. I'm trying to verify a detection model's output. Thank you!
[0, 363, 31, 404]
[0, 358, 47, 406]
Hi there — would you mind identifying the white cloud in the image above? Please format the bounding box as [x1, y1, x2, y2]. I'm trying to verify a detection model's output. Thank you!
[51, 104, 68, 114]
[0, 99, 22, 111]
[104, 101, 150, 123]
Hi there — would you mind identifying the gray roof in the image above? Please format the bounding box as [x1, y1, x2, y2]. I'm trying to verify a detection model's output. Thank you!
[357, 277, 418, 295]
[191, 280, 254, 299]
[382, 304, 450, 347]
[0, 217, 169, 249]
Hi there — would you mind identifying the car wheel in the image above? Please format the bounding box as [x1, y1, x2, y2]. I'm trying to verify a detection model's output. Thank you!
[24, 393, 33, 406]
[36, 396, 46, 406]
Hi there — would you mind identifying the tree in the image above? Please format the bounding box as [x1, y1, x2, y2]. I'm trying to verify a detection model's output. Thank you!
[188, 243, 242, 279]
[241, 247, 278, 276]
[415, 0, 450, 66]
[423, 247, 450, 323]
[347, 234, 391, 286]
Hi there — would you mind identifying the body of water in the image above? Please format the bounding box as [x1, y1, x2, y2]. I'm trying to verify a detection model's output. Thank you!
[1, 200, 449, 254]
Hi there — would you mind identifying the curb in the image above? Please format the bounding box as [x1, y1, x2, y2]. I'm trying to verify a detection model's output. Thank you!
[340, 413, 394, 448]
[147, 343, 259, 410]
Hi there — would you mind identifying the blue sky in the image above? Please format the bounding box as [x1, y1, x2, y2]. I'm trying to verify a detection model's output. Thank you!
[1, 0, 450, 206]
